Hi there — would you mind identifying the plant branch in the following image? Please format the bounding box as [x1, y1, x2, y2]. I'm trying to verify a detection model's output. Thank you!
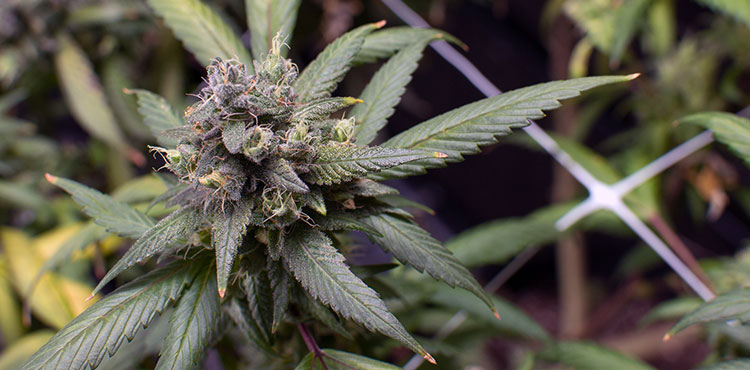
[298, 323, 329, 370]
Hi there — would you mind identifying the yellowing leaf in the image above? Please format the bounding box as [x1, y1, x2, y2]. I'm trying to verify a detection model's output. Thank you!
[1, 228, 98, 329]
[0, 330, 55, 370]
[0, 255, 24, 343]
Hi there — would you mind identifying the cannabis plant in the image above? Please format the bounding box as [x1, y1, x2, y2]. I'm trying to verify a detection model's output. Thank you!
[21, 0, 634, 368]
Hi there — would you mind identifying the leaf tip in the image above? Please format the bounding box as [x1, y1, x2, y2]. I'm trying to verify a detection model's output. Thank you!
[423, 353, 437, 364]
[375, 20, 387, 29]
[434, 152, 448, 158]
[85, 293, 96, 302]
[44, 173, 58, 184]
[663, 333, 671, 342]
[626, 72, 641, 80]
[122, 88, 133, 95]
[493, 309, 501, 320]
[218, 289, 226, 299]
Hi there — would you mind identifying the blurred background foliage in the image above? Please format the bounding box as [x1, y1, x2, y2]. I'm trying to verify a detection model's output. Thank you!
[0, 0, 748, 369]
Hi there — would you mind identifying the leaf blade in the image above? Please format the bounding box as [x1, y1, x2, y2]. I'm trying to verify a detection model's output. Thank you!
[351, 37, 433, 145]
[147, 0, 253, 69]
[305, 145, 439, 185]
[22, 261, 196, 370]
[92, 206, 201, 296]
[294, 22, 381, 102]
[128, 89, 184, 148]
[375, 75, 637, 179]
[359, 213, 496, 316]
[680, 112, 750, 166]
[156, 262, 221, 370]
[280, 226, 431, 361]
[46, 175, 154, 239]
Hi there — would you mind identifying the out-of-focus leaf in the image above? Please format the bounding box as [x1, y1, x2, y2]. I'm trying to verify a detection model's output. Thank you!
[295, 349, 403, 370]
[610, 0, 651, 63]
[680, 112, 750, 166]
[695, 0, 750, 25]
[0, 331, 55, 370]
[1, 227, 97, 329]
[0, 255, 23, 344]
[641, 297, 702, 326]
[0, 180, 46, 211]
[54, 36, 133, 156]
[667, 290, 750, 338]
[644, 0, 675, 57]
[700, 360, 750, 370]
[539, 341, 655, 370]
[102, 58, 150, 141]
[428, 285, 551, 341]
[146, 0, 254, 69]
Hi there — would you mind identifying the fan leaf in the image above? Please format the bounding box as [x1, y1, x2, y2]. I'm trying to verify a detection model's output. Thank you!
[359, 212, 496, 316]
[353, 27, 464, 65]
[156, 262, 221, 370]
[22, 260, 197, 370]
[680, 112, 750, 166]
[280, 226, 431, 361]
[351, 38, 433, 145]
[46, 175, 154, 239]
[304, 145, 439, 185]
[212, 200, 252, 296]
[667, 290, 750, 338]
[375, 75, 637, 179]
[93, 206, 202, 296]
[294, 22, 381, 102]
[127, 89, 184, 148]
[146, 0, 253, 69]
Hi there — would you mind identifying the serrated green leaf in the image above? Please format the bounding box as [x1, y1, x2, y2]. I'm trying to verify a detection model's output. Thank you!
[280, 226, 430, 360]
[377, 195, 434, 215]
[680, 112, 750, 166]
[267, 261, 290, 332]
[156, 262, 220, 370]
[295, 349, 403, 370]
[668, 290, 750, 338]
[353, 27, 464, 65]
[240, 270, 273, 343]
[224, 297, 276, 354]
[305, 145, 437, 185]
[213, 200, 252, 295]
[312, 210, 382, 236]
[54, 36, 130, 152]
[429, 285, 550, 341]
[351, 38, 432, 145]
[695, 0, 750, 25]
[538, 341, 655, 370]
[93, 206, 201, 296]
[375, 75, 636, 179]
[22, 261, 197, 370]
[47, 175, 154, 239]
[640, 297, 702, 326]
[296, 287, 351, 339]
[0, 331, 55, 370]
[265, 158, 309, 193]
[358, 213, 496, 317]
[147, 0, 253, 69]
[245, 0, 301, 59]
[291, 97, 362, 123]
[700, 360, 750, 370]
[294, 23, 380, 102]
[128, 89, 184, 147]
